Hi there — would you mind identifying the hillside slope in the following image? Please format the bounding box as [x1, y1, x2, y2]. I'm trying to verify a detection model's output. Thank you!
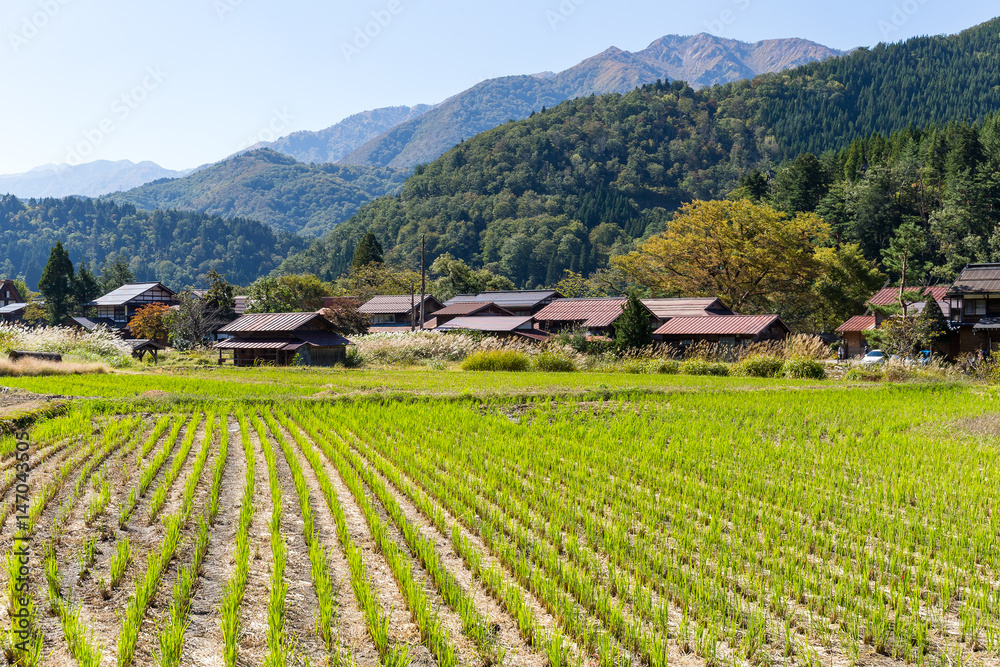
[107, 149, 407, 237]
[281, 18, 1000, 286]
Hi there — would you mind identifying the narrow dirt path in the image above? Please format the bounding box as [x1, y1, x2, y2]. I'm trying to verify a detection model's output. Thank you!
[238, 418, 276, 666]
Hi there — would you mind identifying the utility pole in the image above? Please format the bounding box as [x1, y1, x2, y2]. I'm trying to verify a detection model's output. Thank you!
[420, 234, 426, 330]
[410, 287, 415, 331]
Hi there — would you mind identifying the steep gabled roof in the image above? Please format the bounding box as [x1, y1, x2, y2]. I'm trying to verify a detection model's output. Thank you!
[88, 282, 176, 307]
[642, 298, 734, 319]
[218, 312, 329, 334]
[534, 297, 652, 329]
[655, 314, 787, 337]
[947, 264, 1000, 295]
[835, 315, 877, 334]
[868, 286, 948, 307]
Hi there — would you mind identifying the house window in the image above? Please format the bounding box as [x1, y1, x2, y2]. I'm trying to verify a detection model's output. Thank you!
[371, 314, 396, 324]
[964, 300, 986, 316]
[114, 306, 126, 322]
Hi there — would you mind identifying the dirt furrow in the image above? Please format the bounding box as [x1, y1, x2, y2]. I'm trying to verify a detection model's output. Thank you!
[182, 419, 242, 665]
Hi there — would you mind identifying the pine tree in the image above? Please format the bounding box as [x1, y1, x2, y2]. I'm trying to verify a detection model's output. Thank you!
[74, 261, 102, 312]
[38, 242, 75, 325]
[614, 292, 652, 352]
[351, 232, 384, 269]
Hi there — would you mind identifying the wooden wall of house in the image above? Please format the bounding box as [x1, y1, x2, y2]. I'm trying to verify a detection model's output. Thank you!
[299, 346, 345, 367]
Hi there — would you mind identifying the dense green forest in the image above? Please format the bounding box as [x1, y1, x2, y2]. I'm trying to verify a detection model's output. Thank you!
[107, 149, 407, 236]
[0, 196, 306, 288]
[281, 18, 1000, 285]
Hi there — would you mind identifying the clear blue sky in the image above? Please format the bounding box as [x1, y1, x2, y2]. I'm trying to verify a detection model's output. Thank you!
[0, 0, 996, 174]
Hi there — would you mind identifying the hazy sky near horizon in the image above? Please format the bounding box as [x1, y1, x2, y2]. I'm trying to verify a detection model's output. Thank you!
[0, 0, 995, 174]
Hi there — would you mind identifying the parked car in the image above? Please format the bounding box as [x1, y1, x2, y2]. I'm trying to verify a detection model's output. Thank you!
[859, 350, 885, 365]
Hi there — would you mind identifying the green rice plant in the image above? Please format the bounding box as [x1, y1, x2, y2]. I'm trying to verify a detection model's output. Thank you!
[147, 413, 205, 523]
[220, 413, 255, 667]
[680, 359, 730, 376]
[80, 537, 97, 572]
[110, 537, 132, 589]
[461, 350, 530, 372]
[84, 474, 111, 525]
[119, 414, 187, 527]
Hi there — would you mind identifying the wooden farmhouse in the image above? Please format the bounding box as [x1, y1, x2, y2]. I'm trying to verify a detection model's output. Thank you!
[85, 282, 179, 334]
[943, 263, 1000, 355]
[358, 294, 444, 332]
[0, 280, 26, 323]
[654, 314, 790, 348]
[214, 312, 351, 367]
[534, 297, 657, 337]
[834, 286, 950, 358]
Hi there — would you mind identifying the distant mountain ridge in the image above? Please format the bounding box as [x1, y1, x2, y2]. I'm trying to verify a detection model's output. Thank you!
[0, 160, 192, 198]
[106, 149, 407, 237]
[332, 34, 843, 170]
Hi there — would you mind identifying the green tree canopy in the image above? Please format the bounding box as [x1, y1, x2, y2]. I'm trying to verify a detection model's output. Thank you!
[614, 292, 653, 352]
[38, 242, 75, 324]
[351, 231, 384, 269]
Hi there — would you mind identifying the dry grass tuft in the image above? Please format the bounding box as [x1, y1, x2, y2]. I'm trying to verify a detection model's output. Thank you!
[0, 358, 111, 377]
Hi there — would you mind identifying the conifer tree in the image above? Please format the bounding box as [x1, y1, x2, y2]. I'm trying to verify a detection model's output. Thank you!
[351, 232, 384, 269]
[38, 242, 75, 324]
[614, 292, 652, 352]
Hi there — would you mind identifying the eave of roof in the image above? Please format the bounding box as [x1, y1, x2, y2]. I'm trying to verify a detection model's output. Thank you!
[654, 314, 786, 336]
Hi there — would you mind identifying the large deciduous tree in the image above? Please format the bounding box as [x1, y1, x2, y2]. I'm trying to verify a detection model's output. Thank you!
[129, 303, 171, 340]
[613, 200, 829, 315]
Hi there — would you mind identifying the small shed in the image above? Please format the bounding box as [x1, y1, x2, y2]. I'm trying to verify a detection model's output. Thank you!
[125, 339, 164, 363]
[834, 315, 876, 358]
[214, 312, 351, 367]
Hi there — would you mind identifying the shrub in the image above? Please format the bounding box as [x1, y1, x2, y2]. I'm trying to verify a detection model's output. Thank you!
[782, 357, 826, 380]
[732, 355, 784, 378]
[461, 350, 530, 372]
[845, 366, 885, 382]
[653, 359, 681, 374]
[342, 347, 364, 369]
[533, 351, 577, 373]
[621, 359, 650, 374]
[681, 359, 730, 376]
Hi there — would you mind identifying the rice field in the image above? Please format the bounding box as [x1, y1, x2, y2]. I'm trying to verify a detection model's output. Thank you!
[0, 381, 998, 667]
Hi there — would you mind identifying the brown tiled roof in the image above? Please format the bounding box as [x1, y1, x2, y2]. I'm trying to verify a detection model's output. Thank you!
[868, 286, 948, 306]
[654, 314, 787, 336]
[359, 294, 441, 315]
[535, 298, 639, 328]
[835, 315, 877, 334]
[218, 312, 327, 333]
[641, 298, 734, 319]
[948, 264, 1000, 295]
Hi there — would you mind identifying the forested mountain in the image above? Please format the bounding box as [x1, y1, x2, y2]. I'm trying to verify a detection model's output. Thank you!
[249, 105, 432, 164]
[0, 196, 305, 288]
[337, 34, 841, 170]
[0, 160, 193, 198]
[281, 18, 1000, 286]
[106, 149, 407, 236]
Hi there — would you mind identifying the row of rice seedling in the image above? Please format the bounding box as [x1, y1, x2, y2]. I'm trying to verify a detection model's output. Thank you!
[118, 414, 188, 527]
[43, 543, 102, 667]
[115, 408, 214, 667]
[250, 414, 293, 667]
[286, 405, 498, 660]
[260, 413, 337, 656]
[307, 405, 547, 661]
[424, 390, 996, 663]
[156, 410, 229, 667]
[330, 405, 638, 667]
[272, 409, 457, 667]
[147, 413, 204, 523]
[0, 436, 75, 529]
[219, 413, 256, 667]
[264, 411, 407, 666]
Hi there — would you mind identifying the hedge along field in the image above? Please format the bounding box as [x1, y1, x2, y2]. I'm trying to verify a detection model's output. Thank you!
[0, 384, 998, 667]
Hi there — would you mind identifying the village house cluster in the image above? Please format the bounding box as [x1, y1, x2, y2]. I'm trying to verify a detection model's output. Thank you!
[5, 264, 999, 367]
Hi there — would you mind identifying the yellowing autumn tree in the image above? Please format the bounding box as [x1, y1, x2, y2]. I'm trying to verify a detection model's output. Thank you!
[613, 199, 830, 314]
[129, 303, 172, 340]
